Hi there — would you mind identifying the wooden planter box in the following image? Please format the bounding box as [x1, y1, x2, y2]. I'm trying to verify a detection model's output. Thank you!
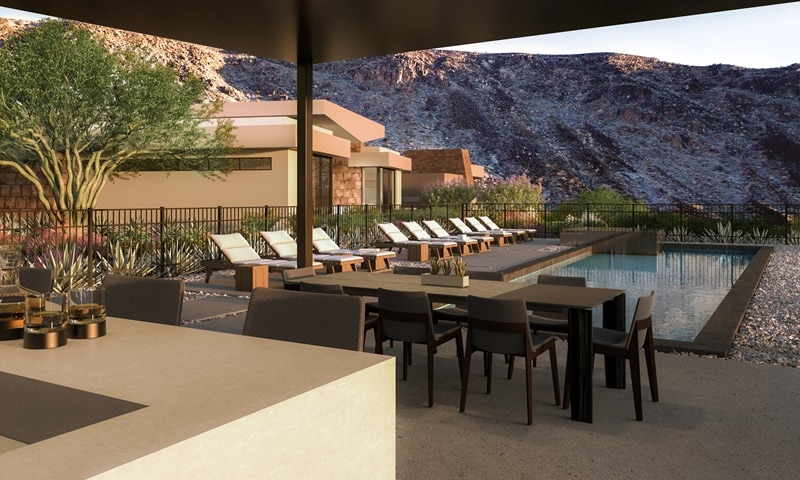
[420, 273, 469, 288]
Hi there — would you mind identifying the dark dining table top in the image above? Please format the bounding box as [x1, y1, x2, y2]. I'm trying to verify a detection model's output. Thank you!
[301, 271, 624, 310]
[492, 283, 626, 309]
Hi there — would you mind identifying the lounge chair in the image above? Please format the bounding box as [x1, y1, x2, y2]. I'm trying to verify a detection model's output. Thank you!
[478, 215, 536, 242]
[377, 223, 456, 259]
[261, 230, 362, 273]
[448, 217, 513, 247]
[401, 221, 477, 256]
[465, 216, 521, 244]
[422, 220, 492, 253]
[206, 233, 298, 284]
[312, 227, 396, 272]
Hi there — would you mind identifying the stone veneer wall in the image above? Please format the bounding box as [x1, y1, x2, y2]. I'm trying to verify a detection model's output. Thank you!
[331, 157, 363, 205]
[402, 148, 474, 185]
[0, 168, 51, 210]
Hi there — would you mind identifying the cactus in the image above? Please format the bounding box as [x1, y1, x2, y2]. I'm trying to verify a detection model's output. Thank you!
[441, 258, 453, 276]
[429, 257, 442, 275]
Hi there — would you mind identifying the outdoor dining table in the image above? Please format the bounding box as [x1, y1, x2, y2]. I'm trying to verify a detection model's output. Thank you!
[303, 271, 626, 423]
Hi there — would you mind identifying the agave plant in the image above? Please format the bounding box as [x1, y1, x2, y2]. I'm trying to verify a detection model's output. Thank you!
[429, 257, 442, 275]
[161, 241, 205, 277]
[440, 258, 453, 276]
[34, 243, 93, 292]
[453, 258, 468, 277]
[97, 240, 157, 279]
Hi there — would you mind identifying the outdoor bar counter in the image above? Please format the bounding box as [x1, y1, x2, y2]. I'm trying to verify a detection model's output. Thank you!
[0, 318, 395, 479]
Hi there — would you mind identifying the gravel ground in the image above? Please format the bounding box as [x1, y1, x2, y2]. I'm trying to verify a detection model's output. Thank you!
[184, 245, 800, 368]
[726, 245, 800, 368]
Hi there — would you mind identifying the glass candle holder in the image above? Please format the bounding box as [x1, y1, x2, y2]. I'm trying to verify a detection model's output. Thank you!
[68, 286, 107, 339]
[23, 292, 68, 349]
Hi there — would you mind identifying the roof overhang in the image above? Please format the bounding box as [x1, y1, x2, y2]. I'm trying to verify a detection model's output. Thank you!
[3, 1, 792, 63]
[348, 147, 412, 171]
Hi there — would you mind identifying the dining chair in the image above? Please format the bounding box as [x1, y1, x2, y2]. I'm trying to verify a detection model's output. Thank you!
[243, 288, 365, 352]
[281, 266, 316, 290]
[528, 274, 588, 335]
[563, 291, 658, 421]
[19, 267, 54, 293]
[102, 274, 184, 326]
[460, 295, 560, 425]
[377, 288, 464, 407]
[299, 281, 381, 353]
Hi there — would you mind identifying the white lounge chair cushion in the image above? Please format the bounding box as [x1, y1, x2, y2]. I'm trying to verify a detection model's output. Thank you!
[261, 230, 298, 258]
[210, 233, 262, 263]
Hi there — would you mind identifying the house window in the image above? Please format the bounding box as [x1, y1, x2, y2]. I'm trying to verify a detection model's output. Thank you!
[363, 167, 395, 205]
[118, 157, 272, 171]
[312, 156, 332, 207]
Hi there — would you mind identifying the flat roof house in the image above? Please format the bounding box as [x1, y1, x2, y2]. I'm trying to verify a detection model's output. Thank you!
[97, 100, 412, 208]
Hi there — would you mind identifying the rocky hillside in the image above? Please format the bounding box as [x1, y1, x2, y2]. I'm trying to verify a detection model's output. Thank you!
[2, 19, 799, 204]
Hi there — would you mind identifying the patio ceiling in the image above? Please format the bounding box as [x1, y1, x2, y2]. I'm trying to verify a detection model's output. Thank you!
[2, 1, 793, 63]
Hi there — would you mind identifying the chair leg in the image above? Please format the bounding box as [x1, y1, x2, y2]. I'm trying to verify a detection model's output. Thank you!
[562, 354, 570, 410]
[644, 338, 659, 402]
[630, 353, 644, 421]
[486, 352, 493, 394]
[427, 345, 435, 407]
[507, 355, 515, 379]
[459, 349, 473, 413]
[455, 333, 465, 378]
[402, 342, 410, 381]
[525, 353, 533, 425]
[548, 344, 561, 406]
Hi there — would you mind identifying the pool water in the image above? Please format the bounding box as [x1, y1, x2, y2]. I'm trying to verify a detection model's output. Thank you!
[514, 248, 755, 341]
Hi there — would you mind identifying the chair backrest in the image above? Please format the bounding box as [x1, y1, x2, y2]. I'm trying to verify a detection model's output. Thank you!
[299, 281, 345, 295]
[378, 223, 410, 243]
[103, 274, 184, 326]
[210, 233, 261, 263]
[377, 288, 432, 343]
[401, 221, 432, 241]
[537, 274, 587, 287]
[311, 227, 341, 253]
[18, 267, 54, 293]
[467, 296, 531, 356]
[243, 288, 365, 352]
[448, 218, 474, 234]
[625, 291, 656, 351]
[465, 217, 488, 232]
[478, 216, 501, 230]
[393, 265, 432, 276]
[422, 220, 450, 238]
[260, 230, 298, 258]
[282, 266, 316, 290]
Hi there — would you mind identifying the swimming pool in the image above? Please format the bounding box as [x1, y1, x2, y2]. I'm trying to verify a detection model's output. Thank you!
[513, 247, 756, 341]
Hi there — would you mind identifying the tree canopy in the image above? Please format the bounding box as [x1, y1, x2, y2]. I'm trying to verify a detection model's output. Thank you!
[0, 20, 235, 221]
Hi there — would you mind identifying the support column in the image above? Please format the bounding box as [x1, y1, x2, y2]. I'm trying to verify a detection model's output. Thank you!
[296, 2, 313, 268]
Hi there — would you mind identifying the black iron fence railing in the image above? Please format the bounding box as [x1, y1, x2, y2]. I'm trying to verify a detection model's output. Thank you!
[1, 202, 797, 289]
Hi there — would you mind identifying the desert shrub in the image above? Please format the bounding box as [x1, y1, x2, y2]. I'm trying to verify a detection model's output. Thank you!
[420, 178, 476, 205]
[476, 175, 543, 205]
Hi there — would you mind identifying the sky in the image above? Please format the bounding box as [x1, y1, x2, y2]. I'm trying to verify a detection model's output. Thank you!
[2, 3, 799, 68]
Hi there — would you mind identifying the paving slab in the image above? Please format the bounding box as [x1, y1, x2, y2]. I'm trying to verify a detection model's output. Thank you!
[181, 296, 249, 322]
[183, 313, 246, 335]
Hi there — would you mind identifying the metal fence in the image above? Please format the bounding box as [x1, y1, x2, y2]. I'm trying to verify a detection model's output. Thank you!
[1, 202, 798, 288]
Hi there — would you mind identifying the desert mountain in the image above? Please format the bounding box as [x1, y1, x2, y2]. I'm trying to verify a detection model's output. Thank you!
[2, 19, 798, 204]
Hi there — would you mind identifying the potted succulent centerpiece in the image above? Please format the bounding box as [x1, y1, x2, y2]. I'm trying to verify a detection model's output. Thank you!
[421, 258, 469, 288]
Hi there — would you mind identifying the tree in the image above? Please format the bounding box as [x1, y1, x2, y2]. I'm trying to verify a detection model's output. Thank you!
[0, 20, 235, 223]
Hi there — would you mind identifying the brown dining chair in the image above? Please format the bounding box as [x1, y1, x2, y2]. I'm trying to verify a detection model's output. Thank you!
[299, 281, 381, 353]
[243, 288, 365, 352]
[563, 291, 658, 421]
[19, 267, 54, 293]
[103, 274, 184, 326]
[528, 274, 587, 335]
[281, 266, 316, 290]
[377, 288, 464, 407]
[460, 295, 560, 425]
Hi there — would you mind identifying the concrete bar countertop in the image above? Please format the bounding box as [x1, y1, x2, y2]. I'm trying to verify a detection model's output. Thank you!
[0, 318, 395, 479]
